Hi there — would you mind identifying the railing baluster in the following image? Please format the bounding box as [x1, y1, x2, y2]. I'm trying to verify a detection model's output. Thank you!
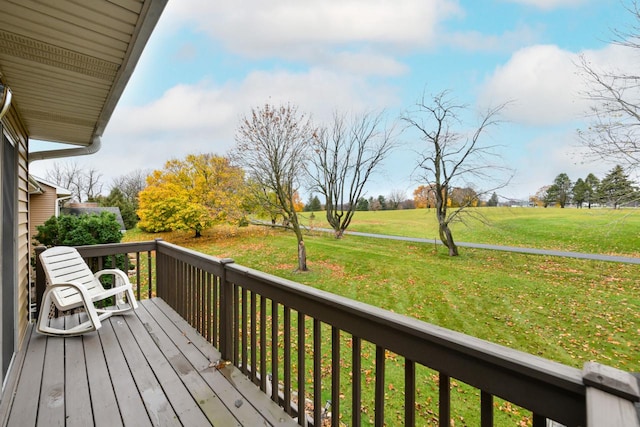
[191, 266, 195, 327]
[250, 291, 257, 384]
[212, 274, 219, 347]
[313, 318, 322, 426]
[176, 260, 183, 318]
[135, 252, 141, 300]
[187, 264, 194, 326]
[284, 306, 292, 415]
[205, 272, 212, 342]
[147, 249, 153, 299]
[352, 336, 362, 427]
[197, 268, 203, 333]
[481, 391, 493, 427]
[233, 284, 240, 365]
[241, 287, 248, 375]
[439, 373, 450, 427]
[532, 413, 546, 427]
[331, 327, 340, 427]
[297, 311, 306, 426]
[271, 299, 279, 403]
[405, 359, 415, 427]
[184, 263, 190, 325]
[260, 295, 267, 392]
[191, 265, 197, 327]
[156, 251, 163, 300]
[219, 258, 234, 361]
[375, 346, 385, 427]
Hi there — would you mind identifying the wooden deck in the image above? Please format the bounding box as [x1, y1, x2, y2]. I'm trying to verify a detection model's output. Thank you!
[0, 298, 297, 427]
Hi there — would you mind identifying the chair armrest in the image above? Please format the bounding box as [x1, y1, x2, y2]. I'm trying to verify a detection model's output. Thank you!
[48, 281, 93, 298]
[95, 269, 131, 287]
[45, 281, 97, 312]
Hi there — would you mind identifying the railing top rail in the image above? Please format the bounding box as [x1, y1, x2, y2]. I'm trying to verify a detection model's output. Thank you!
[66, 240, 159, 257]
[155, 240, 231, 275]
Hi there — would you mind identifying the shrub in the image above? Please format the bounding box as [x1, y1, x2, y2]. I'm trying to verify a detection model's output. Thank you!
[35, 212, 123, 247]
[34, 212, 127, 279]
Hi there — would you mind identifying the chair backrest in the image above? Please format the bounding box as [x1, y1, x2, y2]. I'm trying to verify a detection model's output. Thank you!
[40, 246, 104, 295]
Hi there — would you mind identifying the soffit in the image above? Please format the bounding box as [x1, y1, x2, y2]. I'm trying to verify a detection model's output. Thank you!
[0, 0, 166, 146]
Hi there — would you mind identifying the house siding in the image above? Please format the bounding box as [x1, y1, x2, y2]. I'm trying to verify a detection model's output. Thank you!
[1, 105, 30, 358]
[29, 182, 57, 246]
[16, 123, 29, 345]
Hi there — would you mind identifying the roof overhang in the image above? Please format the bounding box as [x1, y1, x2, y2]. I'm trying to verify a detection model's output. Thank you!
[0, 0, 167, 148]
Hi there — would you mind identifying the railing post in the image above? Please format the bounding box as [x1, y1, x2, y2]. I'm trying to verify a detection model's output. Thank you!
[34, 246, 46, 318]
[219, 258, 235, 362]
[583, 362, 640, 427]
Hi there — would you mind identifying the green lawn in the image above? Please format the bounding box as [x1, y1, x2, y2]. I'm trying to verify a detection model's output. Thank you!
[123, 208, 640, 425]
[300, 207, 640, 256]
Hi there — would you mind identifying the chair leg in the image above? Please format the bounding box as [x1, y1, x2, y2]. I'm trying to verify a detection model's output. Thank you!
[36, 288, 103, 336]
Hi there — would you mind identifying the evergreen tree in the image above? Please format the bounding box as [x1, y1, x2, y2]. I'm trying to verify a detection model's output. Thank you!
[487, 192, 499, 207]
[547, 173, 573, 208]
[572, 178, 587, 208]
[584, 173, 600, 209]
[305, 195, 322, 212]
[377, 195, 387, 210]
[100, 188, 138, 229]
[355, 197, 369, 211]
[598, 165, 637, 209]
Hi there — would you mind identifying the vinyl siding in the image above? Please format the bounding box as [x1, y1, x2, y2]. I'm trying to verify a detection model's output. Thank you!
[2, 105, 30, 348]
[29, 183, 56, 246]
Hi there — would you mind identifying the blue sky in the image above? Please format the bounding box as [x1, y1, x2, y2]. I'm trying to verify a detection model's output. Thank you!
[30, 0, 639, 201]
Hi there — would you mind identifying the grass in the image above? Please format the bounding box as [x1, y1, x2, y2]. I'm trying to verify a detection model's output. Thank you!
[123, 208, 640, 425]
[300, 207, 640, 256]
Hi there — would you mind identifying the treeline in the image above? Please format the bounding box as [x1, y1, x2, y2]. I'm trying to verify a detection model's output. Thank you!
[531, 165, 639, 209]
[303, 193, 416, 212]
[303, 186, 502, 212]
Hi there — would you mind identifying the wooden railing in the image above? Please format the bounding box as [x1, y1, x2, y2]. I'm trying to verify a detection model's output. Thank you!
[35, 240, 640, 426]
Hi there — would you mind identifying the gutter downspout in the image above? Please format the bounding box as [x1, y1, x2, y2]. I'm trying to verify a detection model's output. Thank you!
[29, 135, 102, 163]
[0, 83, 12, 120]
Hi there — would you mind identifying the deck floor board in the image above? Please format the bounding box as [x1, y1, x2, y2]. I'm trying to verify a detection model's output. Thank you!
[1, 298, 295, 426]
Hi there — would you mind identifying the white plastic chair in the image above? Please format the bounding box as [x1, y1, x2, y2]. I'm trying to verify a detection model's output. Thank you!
[37, 246, 138, 336]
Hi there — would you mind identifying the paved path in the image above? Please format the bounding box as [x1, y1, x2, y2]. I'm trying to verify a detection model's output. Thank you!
[253, 221, 640, 264]
[327, 228, 640, 265]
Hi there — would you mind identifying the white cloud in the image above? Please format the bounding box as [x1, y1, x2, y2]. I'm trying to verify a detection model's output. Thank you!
[506, 128, 612, 198]
[478, 45, 584, 125]
[165, 0, 461, 57]
[90, 69, 399, 183]
[323, 51, 409, 76]
[477, 43, 638, 127]
[445, 24, 541, 52]
[501, 0, 588, 10]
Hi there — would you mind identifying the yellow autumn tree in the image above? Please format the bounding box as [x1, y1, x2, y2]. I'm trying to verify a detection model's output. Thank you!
[138, 154, 246, 237]
[292, 191, 304, 212]
[413, 184, 437, 208]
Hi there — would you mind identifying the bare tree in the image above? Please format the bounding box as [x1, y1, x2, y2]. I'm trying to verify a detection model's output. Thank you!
[234, 103, 315, 271]
[402, 91, 511, 256]
[307, 111, 396, 238]
[387, 188, 407, 210]
[578, 1, 640, 171]
[111, 169, 150, 205]
[45, 161, 103, 202]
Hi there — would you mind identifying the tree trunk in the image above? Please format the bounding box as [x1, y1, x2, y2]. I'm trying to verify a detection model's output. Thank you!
[297, 240, 308, 271]
[438, 223, 459, 256]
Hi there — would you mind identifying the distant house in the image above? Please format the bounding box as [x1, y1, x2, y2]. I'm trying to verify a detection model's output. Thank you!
[61, 202, 126, 232]
[28, 176, 72, 244]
